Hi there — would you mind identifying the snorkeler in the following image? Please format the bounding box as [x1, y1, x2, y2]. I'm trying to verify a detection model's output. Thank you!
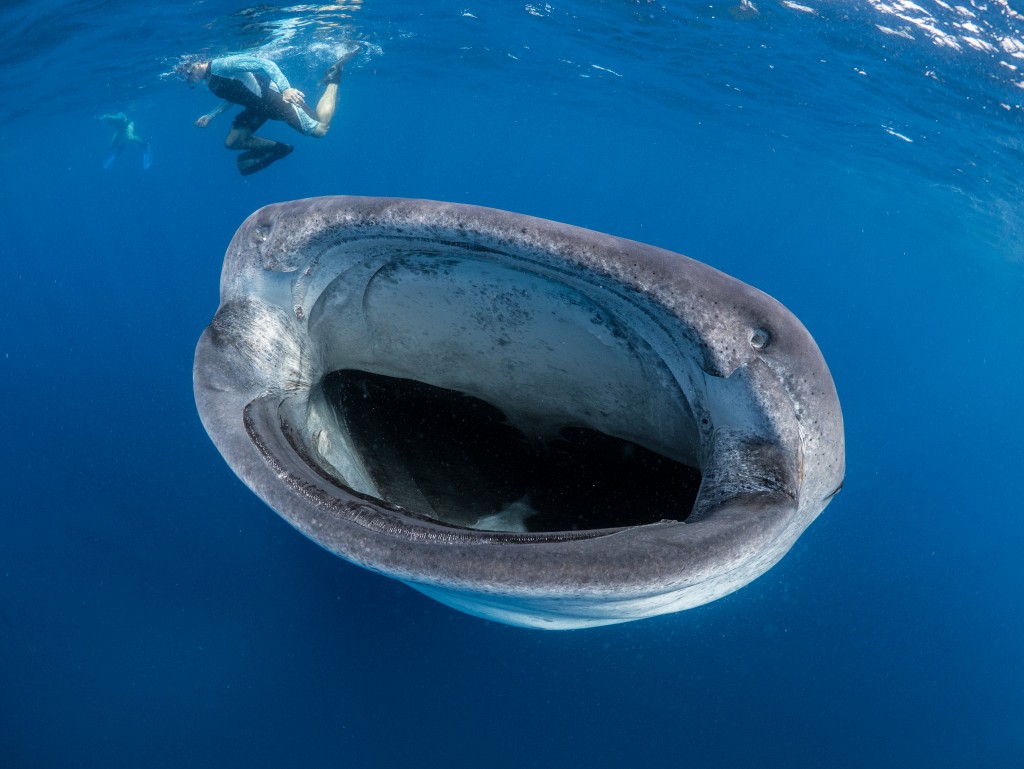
[175, 47, 359, 176]
[99, 112, 152, 170]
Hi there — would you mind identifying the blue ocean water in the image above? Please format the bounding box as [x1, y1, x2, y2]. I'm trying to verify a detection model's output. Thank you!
[1, 0, 1022, 766]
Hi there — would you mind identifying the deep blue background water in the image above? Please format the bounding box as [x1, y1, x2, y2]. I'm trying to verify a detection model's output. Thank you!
[1, 1, 1022, 766]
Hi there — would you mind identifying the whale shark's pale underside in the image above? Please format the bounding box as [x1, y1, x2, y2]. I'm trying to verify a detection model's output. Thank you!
[194, 196, 845, 629]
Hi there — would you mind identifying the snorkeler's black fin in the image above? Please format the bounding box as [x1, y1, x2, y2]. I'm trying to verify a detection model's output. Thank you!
[236, 142, 293, 176]
[323, 43, 362, 84]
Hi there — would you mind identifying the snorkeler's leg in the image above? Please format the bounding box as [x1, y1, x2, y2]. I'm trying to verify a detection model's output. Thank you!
[311, 44, 361, 137]
[224, 126, 276, 151]
[124, 123, 147, 147]
[310, 83, 339, 136]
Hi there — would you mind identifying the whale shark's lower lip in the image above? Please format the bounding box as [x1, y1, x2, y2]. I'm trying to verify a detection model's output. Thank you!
[194, 196, 844, 629]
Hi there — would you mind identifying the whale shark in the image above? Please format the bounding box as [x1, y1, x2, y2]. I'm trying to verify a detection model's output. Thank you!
[194, 196, 845, 629]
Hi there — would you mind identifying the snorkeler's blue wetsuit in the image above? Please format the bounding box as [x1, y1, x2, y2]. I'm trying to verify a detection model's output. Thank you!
[202, 55, 321, 136]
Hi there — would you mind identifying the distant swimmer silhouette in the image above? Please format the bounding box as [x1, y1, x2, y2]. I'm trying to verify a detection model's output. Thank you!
[174, 46, 359, 176]
[99, 112, 152, 170]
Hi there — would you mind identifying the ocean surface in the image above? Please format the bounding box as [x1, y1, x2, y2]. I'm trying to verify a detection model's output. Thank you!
[1, 1, 1022, 766]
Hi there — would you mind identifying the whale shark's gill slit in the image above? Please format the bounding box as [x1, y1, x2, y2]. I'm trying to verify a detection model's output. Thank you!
[319, 369, 701, 533]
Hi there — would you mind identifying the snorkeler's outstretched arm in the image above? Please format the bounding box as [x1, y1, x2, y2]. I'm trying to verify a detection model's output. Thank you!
[195, 100, 231, 128]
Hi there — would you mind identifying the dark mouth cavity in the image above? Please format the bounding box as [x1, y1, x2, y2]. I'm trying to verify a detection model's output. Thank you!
[317, 369, 701, 533]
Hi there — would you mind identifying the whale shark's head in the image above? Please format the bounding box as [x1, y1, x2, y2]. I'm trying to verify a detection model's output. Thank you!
[195, 196, 844, 629]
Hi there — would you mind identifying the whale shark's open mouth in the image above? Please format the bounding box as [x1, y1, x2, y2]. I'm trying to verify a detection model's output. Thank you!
[195, 196, 845, 628]
[275, 243, 706, 534]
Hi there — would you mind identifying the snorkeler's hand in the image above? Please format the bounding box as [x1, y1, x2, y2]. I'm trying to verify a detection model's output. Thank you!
[282, 88, 306, 106]
[195, 115, 212, 128]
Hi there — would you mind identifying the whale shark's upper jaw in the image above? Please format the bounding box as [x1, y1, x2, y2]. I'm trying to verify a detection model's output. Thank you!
[195, 196, 844, 629]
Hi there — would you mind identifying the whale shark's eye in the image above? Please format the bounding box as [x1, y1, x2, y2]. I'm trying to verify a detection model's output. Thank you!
[749, 327, 771, 350]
